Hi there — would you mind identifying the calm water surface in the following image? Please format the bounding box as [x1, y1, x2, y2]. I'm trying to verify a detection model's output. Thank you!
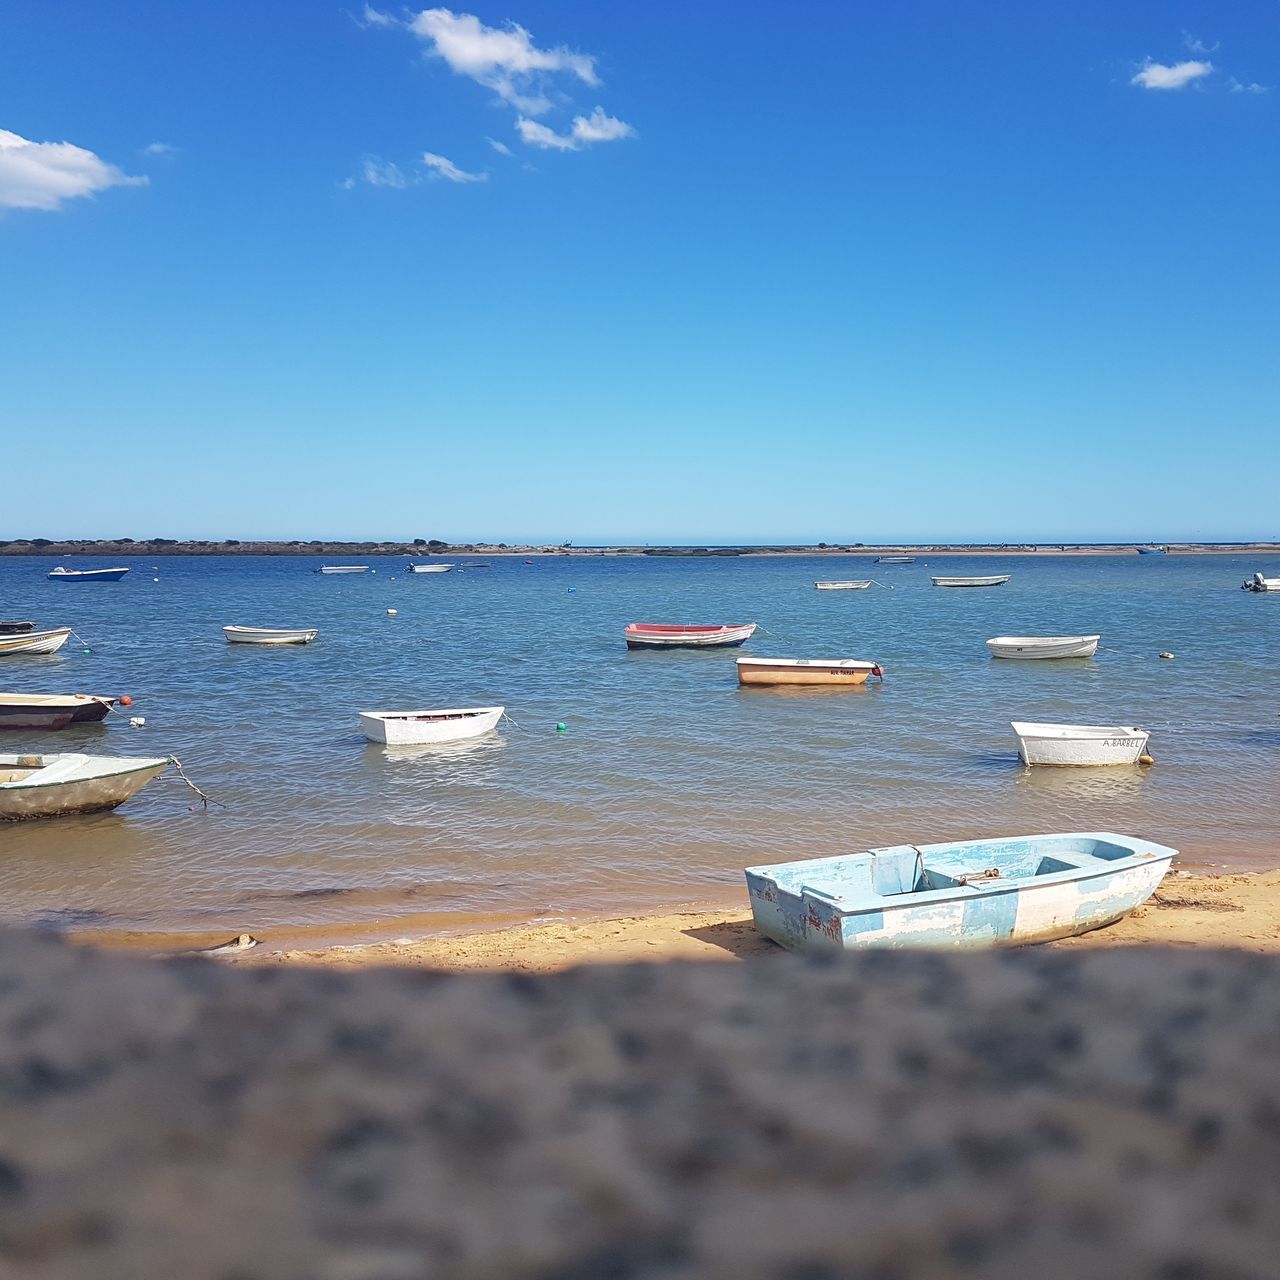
[1, 553, 1278, 942]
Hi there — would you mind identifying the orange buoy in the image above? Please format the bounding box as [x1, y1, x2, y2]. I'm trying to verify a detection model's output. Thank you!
[119, 695, 133, 706]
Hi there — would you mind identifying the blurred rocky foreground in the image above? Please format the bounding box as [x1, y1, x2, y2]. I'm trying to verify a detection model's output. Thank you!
[1, 928, 1277, 1280]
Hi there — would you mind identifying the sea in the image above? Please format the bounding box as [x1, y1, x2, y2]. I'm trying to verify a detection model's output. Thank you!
[1, 552, 1278, 948]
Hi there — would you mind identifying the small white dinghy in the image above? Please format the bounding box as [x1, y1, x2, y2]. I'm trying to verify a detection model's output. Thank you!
[1242, 572, 1280, 593]
[987, 635, 1099, 660]
[0, 753, 172, 820]
[359, 705, 505, 746]
[814, 581, 871, 590]
[223, 625, 319, 645]
[47, 566, 129, 582]
[317, 565, 369, 574]
[407, 563, 454, 574]
[0, 627, 73, 656]
[1011, 721, 1150, 767]
[932, 575, 1011, 588]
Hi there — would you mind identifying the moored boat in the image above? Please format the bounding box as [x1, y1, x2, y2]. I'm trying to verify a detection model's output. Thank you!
[223, 625, 319, 645]
[407, 563, 454, 574]
[745, 831, 1177, 952]
[359, 705, 505, 745]
[1242, 572, 1280, 593]
[0, 694, 116, 731]
[624, 623, 757, 650]
[814, 581, 871, 590]
[317, 565, 369, 574]
[1137, 546, 1167, 556]
[737, 657, 883, 686]
[0, 628, 72, 656]
[876, 555, 916, 564]
[46, 566, 129, 582]
[932, 575, 1010, 588]
[0, 753, 172, 820]
[1011, 720, 1150, 766]
[986, 635, 1099, 660]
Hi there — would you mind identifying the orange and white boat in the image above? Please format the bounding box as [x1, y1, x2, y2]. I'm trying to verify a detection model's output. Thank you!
[736, 657, 884, 687]
[624, 623, 757, 650]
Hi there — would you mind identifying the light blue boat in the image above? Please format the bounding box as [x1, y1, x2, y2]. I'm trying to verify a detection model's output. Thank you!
[745, 832, 1177, 952]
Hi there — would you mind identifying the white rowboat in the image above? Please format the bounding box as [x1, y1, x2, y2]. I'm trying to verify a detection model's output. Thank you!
[0, 628, 72, 656]
[624, 623, 757, 649]
[359, 705, 505, 746]
[223, 625, 319, 645]
[0, 753, 172, 820]
[814, 581, 871, 590]
[1011, 721, 1150, 767]
[317, 566, 369, 574]
[932, 575, 1011, 588]
[47, 567, 129, 582]
[1242, 572, 1280, 593]
[407, 563, 455, 574]
[987, 635, 1100, 660]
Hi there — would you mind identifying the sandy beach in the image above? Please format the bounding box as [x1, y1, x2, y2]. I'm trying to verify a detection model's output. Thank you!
[248, 868, 1280, 971]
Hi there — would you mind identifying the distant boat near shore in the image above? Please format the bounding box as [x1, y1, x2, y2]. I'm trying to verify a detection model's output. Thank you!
[407, 563, 454, 574]
[317, 565, 369, 574]
[47, 566, 129, 582]
[932, 575, 1010, 588]
[876, 555, 916, 564]
[624, 623, 757, 649]
[1242, 572, 1280, 593]
[987, 635, 1099, 660]
[0, 627, 72, 656]
[1012, 721, 1150, 767]
[359, 705, 504, 746]
[223, 626, 318, 646]
[814, 580, 871, 590]
[1136, 546, 1167, 556]
[737, 657, 883, 687]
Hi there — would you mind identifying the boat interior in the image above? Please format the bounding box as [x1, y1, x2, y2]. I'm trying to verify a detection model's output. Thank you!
[762, 836, 1146, 903]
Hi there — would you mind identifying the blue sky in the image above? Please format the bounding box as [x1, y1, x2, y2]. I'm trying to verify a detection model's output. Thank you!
[2, 3, 1276, 544]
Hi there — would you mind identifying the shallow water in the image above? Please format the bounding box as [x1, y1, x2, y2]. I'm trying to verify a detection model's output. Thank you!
[1, 552, 1277, 941]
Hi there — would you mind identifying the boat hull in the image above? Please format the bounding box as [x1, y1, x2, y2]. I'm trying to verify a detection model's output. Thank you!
[876, 556, 915, 564]
[0, 695, 114, 730]
[1243, 575, 1280, 592]
[624, 624, 757, 649]
[932, 575, 1010, 588]
[0, 756, 170, 821]
[317, 566, 369, 574]
[987, 635, 1100, 660]
[223, 627, 319, 645]
[0, 628, 72, 656]
[814, 581, 871, 590]
[407, 564, 454, 573]
[1011, 721, 1149, 766]
[359, 706, 505, 745]
[737, 658, 880, 686]
[47, 567, 129, 582]
[745, 832, 1176, 952]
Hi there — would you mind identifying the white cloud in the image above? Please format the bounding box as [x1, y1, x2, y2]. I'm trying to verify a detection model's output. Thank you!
[360, 5, 398, 28]
[422, 151, 486, 182]
[143, 141, 178, 156]
[1228, 77, 1268, 95]
[0, 128, 146, 211]
[517, 107, 635, 152]
[486, 136, 513, 157]
[570, 106, 634, 145]
[1131, 59, 1214, 90]
[352, 156, 409, 188]
[1183, 33, 1219, 56]
[407, 8, 597, 114]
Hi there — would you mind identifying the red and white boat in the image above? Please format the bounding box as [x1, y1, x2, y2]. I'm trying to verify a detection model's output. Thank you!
[623, 623, 757, 650]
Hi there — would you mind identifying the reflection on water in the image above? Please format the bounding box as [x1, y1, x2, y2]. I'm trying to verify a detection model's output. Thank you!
[1, 550, 1279, 939]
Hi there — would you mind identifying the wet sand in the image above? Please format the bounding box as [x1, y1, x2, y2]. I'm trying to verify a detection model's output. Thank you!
[251, 868, 1280, 971]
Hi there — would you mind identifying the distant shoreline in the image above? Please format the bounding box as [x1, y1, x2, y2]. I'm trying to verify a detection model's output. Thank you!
[2, 539, 1278, 558]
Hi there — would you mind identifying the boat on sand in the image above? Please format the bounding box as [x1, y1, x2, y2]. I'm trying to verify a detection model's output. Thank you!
[223, 626, 319, 646]
[0, 628, 72, 656]
[47, 567, 129, 582]
[745, 831, 1177, 952]
[0, 753, 172, 820]
[0, 694, 116, 730]
[932, 575, 1010, 588]
[359, 705, 505, 746]
[986, 635, 1099, 660]
[1011, 721, 1150, 766]
[624, 623, 757, 650]
[737, 657, 883, 687]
